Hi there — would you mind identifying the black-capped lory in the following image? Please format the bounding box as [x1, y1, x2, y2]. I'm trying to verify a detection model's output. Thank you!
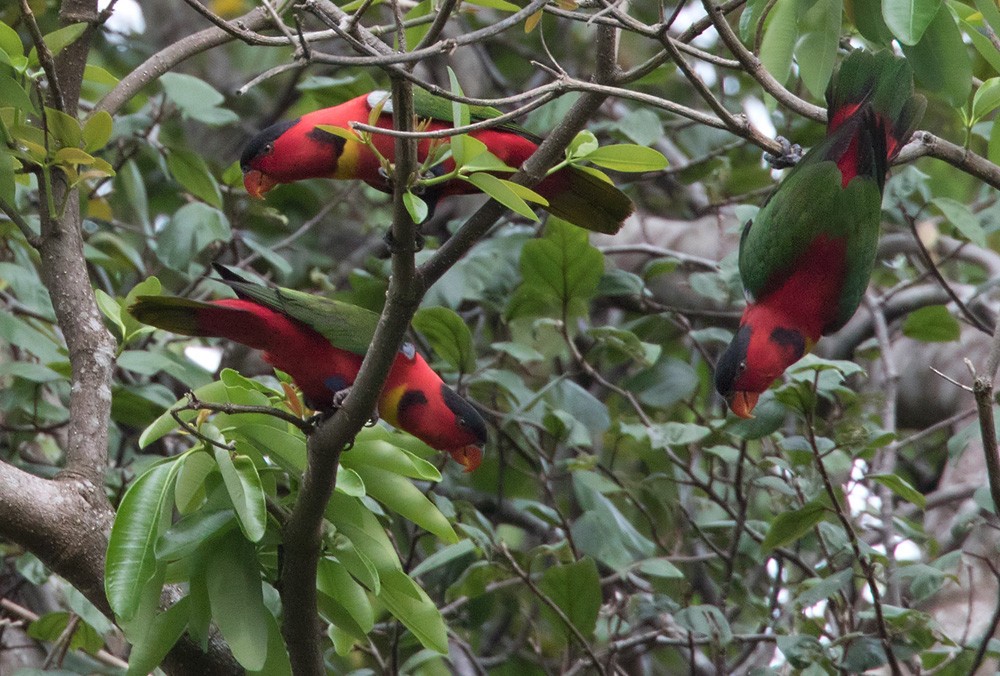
[240, 89, 634, 234]
[130, 266, 487, 470]
[715, 50, 925, 418]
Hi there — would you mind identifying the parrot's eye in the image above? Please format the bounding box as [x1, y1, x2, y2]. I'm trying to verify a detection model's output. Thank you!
[263, 142, 274, 155]
[737, 361, 747, 373]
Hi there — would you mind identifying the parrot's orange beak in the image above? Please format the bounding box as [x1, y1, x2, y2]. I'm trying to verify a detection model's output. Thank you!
[727, 391, 759, 419]
[243, 169, 278, 199]
[449, 445, 482, 472]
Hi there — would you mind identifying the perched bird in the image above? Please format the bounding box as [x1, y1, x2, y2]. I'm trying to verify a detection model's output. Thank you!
[240, 89, 634, 234]
[715, 50, 925, 418]
[130, 266, 487, 470]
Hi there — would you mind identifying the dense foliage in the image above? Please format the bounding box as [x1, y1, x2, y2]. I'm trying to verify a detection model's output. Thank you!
[1, 0, 1000, 674]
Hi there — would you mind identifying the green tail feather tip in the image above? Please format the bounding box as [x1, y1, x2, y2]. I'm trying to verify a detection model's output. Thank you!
[547, 166, 634, 235]
[129, 296, 211, 336]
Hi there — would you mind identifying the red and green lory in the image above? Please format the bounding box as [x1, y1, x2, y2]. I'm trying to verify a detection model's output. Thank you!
[714, 50, 925, 418]
[240, 89, 634, 234]
[130, 266, 487, 470]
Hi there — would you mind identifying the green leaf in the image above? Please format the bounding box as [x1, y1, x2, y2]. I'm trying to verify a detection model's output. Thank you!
[796, 0, 842, 98]
[403, 0, 433, 49]
[759, 0, 799, 86]
[761, 502, 826, 551]
[174, 450, 216, 513]
[567, 130, 600, 159]
[326, 493, 402, 575]
[869, 473, 927, 508]
[0, 20, 23, 58]
[402, 190, 428, 224]
[317, 558, 375, 633]
[213, 447, 267, 542]
[106, 458, 183, 620]
[123, 597, 190, 676]
[350, 464, 459, 543]
[205, 530, 269, 671]
[0, 73, 37, 113]
[167, 147, 222, 208]
[882, 0, 941, 44]
[412, 306, 476, 373]
[976, 0, 1000, 34]
[0, 149, 14, 206]
[160, 72, 239, 127]
[343, 438, 442, 481]
[83, 110, 114, 153]
[675, 605, 733, 644]
[94, 288, 126, 341]
[932, 196, 985, 246]
[507, 218, 604, 323]
[973, 78, 1000, 123]
[410, 539, 477, 578]
[28, 612, 103, 655]
[901, 305, 961, 342]
[247, 612, 292, 676]
[447, 67, 470, 148]
[635, 558, 684, 579]
[378, 569, 448, 653]
[538, 558, 601, 645]
[156, 509, 236, 561]
[28, 23, 87, 67]
[966, 21, 1000, 75]
[582, 144, 668, 172]
[466, 172, 540, 220]
[900, 5, 972, 106]
[990, 117, 1000, 165]
[155, 202, 231, 271]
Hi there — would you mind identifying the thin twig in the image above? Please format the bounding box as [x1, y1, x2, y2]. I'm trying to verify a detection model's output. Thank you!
[20, 0, 66, 112]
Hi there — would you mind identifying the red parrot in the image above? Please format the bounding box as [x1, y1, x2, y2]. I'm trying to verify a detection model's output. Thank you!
[130, 266, 486, 470]
[714, 50, 925, 418]
[240, 89, 634, 234]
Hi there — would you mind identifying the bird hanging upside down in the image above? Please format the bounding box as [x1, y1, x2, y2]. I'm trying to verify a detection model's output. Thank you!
[240, 89, 634, 235]
[715, 50, 925, 418]
[130, 265, 487, 471]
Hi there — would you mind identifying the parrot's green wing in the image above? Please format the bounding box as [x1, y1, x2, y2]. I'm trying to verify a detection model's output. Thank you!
[214, 265, 380, 356]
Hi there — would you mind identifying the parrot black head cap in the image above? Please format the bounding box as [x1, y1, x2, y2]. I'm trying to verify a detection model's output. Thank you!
[442, 386, 488, 444]
[714, 325, 751, 397]
[240, 118, 298, 171]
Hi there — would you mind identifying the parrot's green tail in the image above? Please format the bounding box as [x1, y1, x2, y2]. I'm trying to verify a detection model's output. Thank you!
[129, 296, 217, 336]
[826, 50, 926, 159]
[544, 165, 634, 235]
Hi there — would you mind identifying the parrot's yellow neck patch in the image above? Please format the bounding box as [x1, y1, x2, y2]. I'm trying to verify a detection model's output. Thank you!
[330, 138, 364, 179]
[380, 384, 407, 427]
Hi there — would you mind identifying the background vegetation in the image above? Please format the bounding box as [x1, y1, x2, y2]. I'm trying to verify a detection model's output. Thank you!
[1, 0, 999, 673]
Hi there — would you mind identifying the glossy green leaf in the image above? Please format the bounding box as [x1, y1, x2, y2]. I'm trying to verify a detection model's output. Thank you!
[412, 306, 476, 373]
[167, 147, 222, 208]
[466, 172, 540, 220]
[761, 502, 826, 551]
[975, 0, 1000, 33]
[317, 558, 375, 633]
[342, 439, 441, 481]
[796, 0, 842, 98]
[247, 612, 292, 676]
[759, 0, 799, 86]
[213, 446, 267, 542]
[931, 196, 985, 247]
[869, 473, 927, 508]
[850, 0, 894, 43]
[410, 539, 477, 578]
[582, 144, 668, 172]
[45, 108, 82, 148]
[106, 458, 182, 620]
[965, 21, 1000, 75]
[636, 558, 684, 579]
[402, 191, 428, 224]
[155, 202, 231, 271]
[156, 509, 236, 560]
[538, 558, 601, 645]
[123, 596, 190, 676]
[0, 21, 22, 58]
[326, 492, 404, 574]
[83, 110, 114, 153]
[174, 450, 216, 513]
[351, 464, 458, 543]
[378, 569, 448, 653]
[675, 605, 733, 644]
[94, 288, 126, 341]
[205, 530, 269, 671]
[0, 148, 13, 206]
[507, 218, 604, 323]
[901, 305, 961, 343]
[882, 0, 941, 44]
[232, 424, 307, 473]
[0, 74, 36, 113]
[900, 5, 972, 107]
[990, 117, 1000, 165]
[28, 611, 103, 655]
[973, 78, 1000, 122]
[28, 23, 87, 67]
[336, 466, 366, 498]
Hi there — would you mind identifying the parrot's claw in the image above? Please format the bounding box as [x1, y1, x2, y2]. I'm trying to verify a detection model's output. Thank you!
[330, 387, 380, 426]
[765, 136, 803, 169]
[383, 229, 426, 254]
